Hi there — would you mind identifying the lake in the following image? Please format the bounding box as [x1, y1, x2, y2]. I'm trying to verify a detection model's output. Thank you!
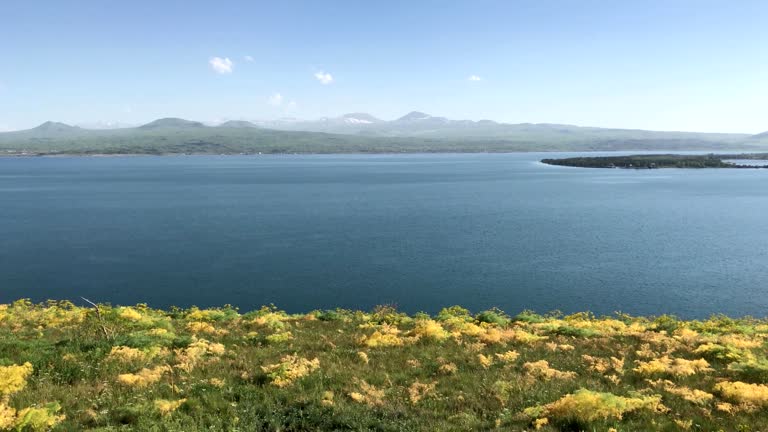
[2, 153, 768, 318]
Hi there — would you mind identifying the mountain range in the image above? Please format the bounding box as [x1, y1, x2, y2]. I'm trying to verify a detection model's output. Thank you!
[1, 113, 767, 155]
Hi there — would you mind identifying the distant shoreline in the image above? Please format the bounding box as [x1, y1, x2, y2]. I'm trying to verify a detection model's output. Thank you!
[2, 148, 766, 158]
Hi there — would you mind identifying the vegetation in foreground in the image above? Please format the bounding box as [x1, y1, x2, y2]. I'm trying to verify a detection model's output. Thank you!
[541, 153, 768, 169]
[2, 300, 768, 431]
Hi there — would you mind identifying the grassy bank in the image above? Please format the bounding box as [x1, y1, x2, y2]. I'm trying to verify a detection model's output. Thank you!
[1, 300, 768, 431]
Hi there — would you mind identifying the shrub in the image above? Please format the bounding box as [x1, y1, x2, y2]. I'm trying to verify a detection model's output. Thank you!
[728, 358, 768, 383]
[437, 306, 473, 322]
[0, 362, 33, 396]
[261, 355, 320, 387]
[315, 310, 343, 321]
[523, 389, 664, 424]
[514, 310, 545, 324]
[14, 402, 66, 431]
[651, 315, 680, 333]
[117, 365, 171, 387]
[694, 343, 749, 362]
[186, 306, 239, 322]
[410, 319, 450, 341]
[523, 360, 577, 381]
[633, 356, 712, 377]
[154, 398, 187, 416]
[476, 309, 509, 326]
[714, 381, 768, 406]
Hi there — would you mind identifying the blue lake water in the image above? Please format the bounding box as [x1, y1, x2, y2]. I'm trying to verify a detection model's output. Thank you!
[2, 153, 768, 318]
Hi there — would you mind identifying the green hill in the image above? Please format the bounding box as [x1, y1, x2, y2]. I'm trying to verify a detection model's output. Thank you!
[0, 117, 765, 155]
[139, 118, 206, 129]
[217, 120, 259, 128]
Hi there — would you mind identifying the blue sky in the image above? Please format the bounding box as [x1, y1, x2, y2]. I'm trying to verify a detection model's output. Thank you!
[1, 0, 767, 132]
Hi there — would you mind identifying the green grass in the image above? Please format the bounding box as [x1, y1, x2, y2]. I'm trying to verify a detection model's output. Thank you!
[1, 300, 768, 431]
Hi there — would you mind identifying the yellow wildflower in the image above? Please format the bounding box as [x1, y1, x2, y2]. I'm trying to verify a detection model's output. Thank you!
[0, 362, 33, 396]
[261, 355, 320, 387]
[714, 381, 768, 406]
[715, 402, 734, 413]
[633, 356, 711, 376]
[357, 351, 369, 364]
[438, 362, 458, 375]
[523, 389, 664, 422]
[207, 378, 225, 387]
[443, 318, 485, 337]
[582, 354, 624, 375]
[154, 398, 186, 415]
[107, 346, 146, 362]
[533, 417, 549, 430]
[118, 307, 143, 322]
[0, 403, 16, 429]
[611, 356, 625, 372]
[186, 307, 236, 322]
[264, 331, 293, 344]
[14, 402, 66, 431]
[186, 321, 228, 336]
[494, 350, 520, 364]
[477, 354, 493, 369]
[408, 380, 437, 404]
[174, 338, 225, 372]
[359, 324, 406, 347]
[635, 343, 658, 359]
[670, 387, 713, 405]
[718, 334, 763, 349]
[321, 391, 334, 407]
[117, 365, 170, 387]
[672, 328, 700, 345]
[480, 327, 546, 345]
[250, 312, 289, 330]
[693, 342, 749, 362]
[647, 379, 713, 405]
[410, 319, 450, 341]
[464, 341, 486, 352]
[348, 380, 385, 407]
[523, 360, 577, 381]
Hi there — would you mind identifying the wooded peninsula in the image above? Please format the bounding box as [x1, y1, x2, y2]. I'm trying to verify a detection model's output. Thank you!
[541, 153, 768, 169]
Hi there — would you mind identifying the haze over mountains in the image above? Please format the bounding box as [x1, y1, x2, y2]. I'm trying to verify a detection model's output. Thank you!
[1, 112, 768, 155]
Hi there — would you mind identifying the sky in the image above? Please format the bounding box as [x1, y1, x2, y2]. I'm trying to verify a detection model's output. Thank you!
[1, 0, 767, 133]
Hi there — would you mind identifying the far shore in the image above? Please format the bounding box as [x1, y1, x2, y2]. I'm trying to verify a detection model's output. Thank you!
[2, 148, 766, 158]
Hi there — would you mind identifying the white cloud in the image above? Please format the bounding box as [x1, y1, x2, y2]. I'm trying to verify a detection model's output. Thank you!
[468, 75, 482, 81]
[244, 55, 254, 62]
[268, 92, 283, 106]
[314, 71, 333, 85]
[209, 57, 234, 74]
